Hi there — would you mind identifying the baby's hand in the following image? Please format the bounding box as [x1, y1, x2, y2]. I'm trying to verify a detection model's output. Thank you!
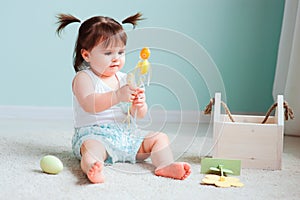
[116, 85, 136, 102]
[132, 87, 146, 108]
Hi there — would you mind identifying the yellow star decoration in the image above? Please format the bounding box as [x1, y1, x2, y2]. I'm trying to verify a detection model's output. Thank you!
[202, 174, 244, 188]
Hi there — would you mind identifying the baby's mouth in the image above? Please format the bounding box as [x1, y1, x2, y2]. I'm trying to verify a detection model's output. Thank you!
[110, 65, 119, 68]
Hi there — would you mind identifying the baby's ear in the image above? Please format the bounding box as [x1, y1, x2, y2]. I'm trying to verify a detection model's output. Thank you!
[81, 49, 90, 62]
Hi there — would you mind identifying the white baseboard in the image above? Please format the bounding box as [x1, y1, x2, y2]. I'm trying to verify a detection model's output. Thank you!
[0, 106, 211, 123]
[0, 106, 73, 120]
[143, 109, 211, 123]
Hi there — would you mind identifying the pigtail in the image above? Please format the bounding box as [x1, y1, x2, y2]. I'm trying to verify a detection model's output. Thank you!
[56, 14, 81, 36]
[122, 12, 144, 28]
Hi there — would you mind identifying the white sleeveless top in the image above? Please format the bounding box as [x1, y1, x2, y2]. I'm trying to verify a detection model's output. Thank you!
[73, 69, 128, 128]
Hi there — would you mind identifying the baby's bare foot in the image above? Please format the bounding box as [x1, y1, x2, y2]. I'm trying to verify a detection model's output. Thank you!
[154, 162, 191, 180]
[87, 161, 104, 184]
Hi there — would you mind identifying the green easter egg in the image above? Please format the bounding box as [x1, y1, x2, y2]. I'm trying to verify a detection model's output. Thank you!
[40, 155, 63, 174]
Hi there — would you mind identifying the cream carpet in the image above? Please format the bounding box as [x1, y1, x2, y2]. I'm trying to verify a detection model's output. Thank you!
[1, 118, 300, 200]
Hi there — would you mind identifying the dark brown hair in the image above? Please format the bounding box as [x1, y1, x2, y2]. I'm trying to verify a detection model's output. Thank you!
[56, 12, 143, 72]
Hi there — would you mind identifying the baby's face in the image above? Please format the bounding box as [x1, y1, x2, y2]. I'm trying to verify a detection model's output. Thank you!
[84, 43, 126, 77]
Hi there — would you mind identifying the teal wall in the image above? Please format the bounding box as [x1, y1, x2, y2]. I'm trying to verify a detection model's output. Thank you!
[0, 0, 284, 113]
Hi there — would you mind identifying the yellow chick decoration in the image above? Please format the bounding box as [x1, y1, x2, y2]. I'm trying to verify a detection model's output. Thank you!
[125, 47, 151, 127]
[135, 47, 151, 87]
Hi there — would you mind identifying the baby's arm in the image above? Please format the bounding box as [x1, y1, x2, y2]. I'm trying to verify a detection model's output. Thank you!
[72, 72, 135, 113]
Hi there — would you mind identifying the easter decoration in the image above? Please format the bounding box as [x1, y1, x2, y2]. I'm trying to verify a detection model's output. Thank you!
[200, 158, 244, 188]
[202, 174, 244, 188]
[40, 155, 64, 175]
[125, 47, 151, 127]
[134, 47, 151, 87]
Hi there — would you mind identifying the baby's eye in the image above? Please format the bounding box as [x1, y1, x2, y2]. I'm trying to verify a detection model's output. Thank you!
[118, 51, 125, 55]
[104, 52, 112, 56]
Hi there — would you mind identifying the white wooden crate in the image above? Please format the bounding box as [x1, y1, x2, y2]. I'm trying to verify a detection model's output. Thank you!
[212, 93, 284, 170]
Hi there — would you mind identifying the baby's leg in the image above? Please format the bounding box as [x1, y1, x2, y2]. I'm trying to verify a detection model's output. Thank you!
[137, 132, 191, 180]
[80, 140, 107, 183]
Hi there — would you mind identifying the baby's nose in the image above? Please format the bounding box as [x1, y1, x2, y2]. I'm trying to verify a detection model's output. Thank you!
[112, 54, 121, 62]
[112, 54, 120, 61]
[112, 56, 119, 62]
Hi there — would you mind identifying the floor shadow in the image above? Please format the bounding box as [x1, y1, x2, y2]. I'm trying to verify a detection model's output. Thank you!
[177, 155, 201, 164]
[55, 151, 91, 185]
